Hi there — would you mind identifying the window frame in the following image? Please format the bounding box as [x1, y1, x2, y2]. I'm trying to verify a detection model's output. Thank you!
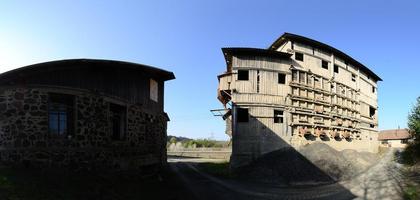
[321, 60, 329, 70]
[48, 93, 75, 137]
[334, 64, 340, 73]
[278, 73, 286, 84]
[109, 103, 127, 141]
[274, 110, 284, 123]
[237, 70, 249, 81]
[236, 107, 249, 123]
[295, 52, 304, 61]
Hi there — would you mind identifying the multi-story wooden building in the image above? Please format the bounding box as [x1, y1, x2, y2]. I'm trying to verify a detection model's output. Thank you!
[215, 33, 382, 168]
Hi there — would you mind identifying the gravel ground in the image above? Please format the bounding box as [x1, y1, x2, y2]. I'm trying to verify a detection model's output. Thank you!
[235, 142, 380, 185]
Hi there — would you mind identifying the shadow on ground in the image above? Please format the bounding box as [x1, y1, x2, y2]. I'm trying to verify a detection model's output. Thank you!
[0, 165, 195, 200]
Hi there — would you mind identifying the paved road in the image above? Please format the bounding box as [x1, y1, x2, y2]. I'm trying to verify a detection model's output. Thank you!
[169, 157, 355, 200]
[340, 149, 406, 200]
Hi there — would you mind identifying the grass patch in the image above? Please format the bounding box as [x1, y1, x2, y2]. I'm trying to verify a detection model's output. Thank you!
[403, 184, 419, 200]
[196, 162, 231, 178]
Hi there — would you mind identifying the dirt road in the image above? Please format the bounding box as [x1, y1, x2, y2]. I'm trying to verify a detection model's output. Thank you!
[341, 149, 406, 200]
[168, 149, 408, 200]
[169, 157, 355, 200]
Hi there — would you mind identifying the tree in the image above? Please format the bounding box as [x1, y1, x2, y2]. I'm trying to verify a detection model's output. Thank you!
[403, 97, 420, 164]
[169, 137, 177, 144]
[408, 97, 420, 140]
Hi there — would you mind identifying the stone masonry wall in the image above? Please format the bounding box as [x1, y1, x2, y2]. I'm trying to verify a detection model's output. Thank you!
[0, 87, 168, 171]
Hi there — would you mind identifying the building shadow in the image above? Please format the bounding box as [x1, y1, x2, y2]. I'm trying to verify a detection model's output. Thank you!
[226, 113, 357, 199]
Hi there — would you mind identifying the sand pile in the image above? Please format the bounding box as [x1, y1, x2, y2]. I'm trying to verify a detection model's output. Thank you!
[235, 142, 379, 185]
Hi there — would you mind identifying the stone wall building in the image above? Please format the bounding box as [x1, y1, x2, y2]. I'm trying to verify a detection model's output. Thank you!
[0, 59, 175, 171]
[215, 33, 382, 168]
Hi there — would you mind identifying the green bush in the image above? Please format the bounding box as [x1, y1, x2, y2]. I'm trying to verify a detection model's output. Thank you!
[402, 97, 420, 165]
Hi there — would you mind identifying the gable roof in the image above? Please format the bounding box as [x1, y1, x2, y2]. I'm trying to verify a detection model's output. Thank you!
[269, 33, 382, 81]
[378, 129, 413, 140]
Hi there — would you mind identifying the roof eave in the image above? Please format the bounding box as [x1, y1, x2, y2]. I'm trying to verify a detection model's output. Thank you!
[269, 33, 382, 82]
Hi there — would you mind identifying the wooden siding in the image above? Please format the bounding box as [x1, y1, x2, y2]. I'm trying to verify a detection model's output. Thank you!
[6, 66, 165, 113]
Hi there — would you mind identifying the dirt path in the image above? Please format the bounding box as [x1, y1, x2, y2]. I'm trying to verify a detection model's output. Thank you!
[168, 150, 408, 200]
[169, 158, 354, 200]
[340, 149, 406, 200]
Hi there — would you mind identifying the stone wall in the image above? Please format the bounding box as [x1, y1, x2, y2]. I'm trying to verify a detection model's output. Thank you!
[0, 87, 168, 171]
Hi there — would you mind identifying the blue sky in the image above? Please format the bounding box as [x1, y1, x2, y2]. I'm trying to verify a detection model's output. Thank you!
[1, 0, 419, 140]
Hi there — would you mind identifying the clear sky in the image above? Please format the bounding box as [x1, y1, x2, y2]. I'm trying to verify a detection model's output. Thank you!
[1, 0, 419, 140]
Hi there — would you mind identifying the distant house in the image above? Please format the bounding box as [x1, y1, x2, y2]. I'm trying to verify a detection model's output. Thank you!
[378, 129, 413, 148]
[0, 59, 175, 172]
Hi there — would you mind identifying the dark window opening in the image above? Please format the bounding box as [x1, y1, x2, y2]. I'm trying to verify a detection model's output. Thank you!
[257, 70, 260, 93]
[295, 52, 304, 61]
[370, 124, 375, 128]
[352, 74, 356, 82]
[48, 93, 75, 136]
[274, 110, 284, 123]
[322, 60, 329, 70]
[237, 108, 249, 122]
[278, 73, 286, 84]
[291, 41, 294, 50]
[110, 103, 127, 140]
[369, 106, 376, 118]
[372, 86, 376, 93]
[334, 65, 339, 73]
[237, 70, 249, 80]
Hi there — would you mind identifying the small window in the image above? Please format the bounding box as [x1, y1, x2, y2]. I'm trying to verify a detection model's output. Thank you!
[372, 86, 376, 93]
[295, 52, 304, 61]
[369, 106, 376, 118]
[334, 65, 339, 73]
[278, 73, 286, 84]
[322, 60, 329, 70]
[48, 93, 75, 136]
[370, 124, 375, 128]
[237, 70, 249, 80]
[351, 74, 356, 82]
[110, 103, 127, 140]
[237, 108, 249, 122]
[150, 79, 159, 102]
[274, 110, 284, 123]
[291, 41, 294, 50]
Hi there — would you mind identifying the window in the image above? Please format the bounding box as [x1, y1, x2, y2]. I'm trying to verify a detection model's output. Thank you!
[351, 74, 356, 82]
[369, 106, 376, 118]
[274, 110, 284, 123]
[292, 71, 298, 82]
[334, 65, 339, 73]
[295, 52, 304, 61]
[370, 124, 375, 128]
[372, 86, 376, 93]
[237, 108, 249, 122]
[278, 73, 286, 84]
[257, 70, 260, 93]
[401, 139, 408, 144]
[237, 70, 249, 80]
[150, 79, 159, 102]
[110, 103, 127, 140]
[48, 93, 75, 136]
[322, 60, 329, 70]
[291, 41, 294, 50]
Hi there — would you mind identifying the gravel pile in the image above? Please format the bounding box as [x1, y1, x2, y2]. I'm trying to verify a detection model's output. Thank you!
[235, 142, 379, 185]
